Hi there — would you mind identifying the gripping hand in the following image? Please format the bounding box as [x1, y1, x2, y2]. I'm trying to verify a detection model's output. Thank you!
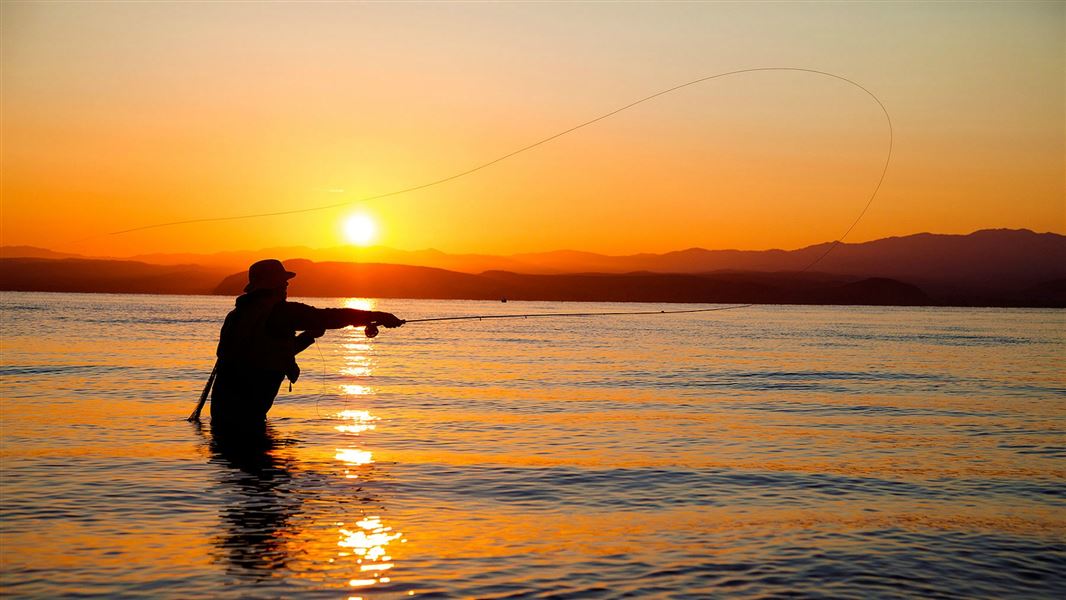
[375, 312, 405, 328]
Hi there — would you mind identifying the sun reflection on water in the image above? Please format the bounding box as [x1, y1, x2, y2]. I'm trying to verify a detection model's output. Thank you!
[335, 448, 374, 465]
[343, 298, 376, 311]
[339, 409, 378, 421]
[341, 384, 373, 396]
[342, 365, 372, 377]
[340, 327, 375, 398]
[336, 410, 379, 434]
[334, 407, 404, 593]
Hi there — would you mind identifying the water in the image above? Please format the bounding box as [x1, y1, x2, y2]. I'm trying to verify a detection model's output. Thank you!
[1, 292, 1063, 598]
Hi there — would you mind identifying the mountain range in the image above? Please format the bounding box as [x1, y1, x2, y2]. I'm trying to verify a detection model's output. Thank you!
[2, 229, 1064, 307]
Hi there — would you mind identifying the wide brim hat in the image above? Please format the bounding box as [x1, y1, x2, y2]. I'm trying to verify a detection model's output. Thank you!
[244, 259, 296, 293]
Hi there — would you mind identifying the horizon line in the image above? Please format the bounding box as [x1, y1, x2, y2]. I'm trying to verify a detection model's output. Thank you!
[2, 227, 1060, 262]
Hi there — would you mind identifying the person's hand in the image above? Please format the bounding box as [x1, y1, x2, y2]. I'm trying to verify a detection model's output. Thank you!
[287, 363, 301, 384]
[305, 328, 326, 338]
[375, 312, 405, 328]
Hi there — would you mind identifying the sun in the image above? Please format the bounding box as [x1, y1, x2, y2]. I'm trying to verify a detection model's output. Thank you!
[343, 214, 378, 246]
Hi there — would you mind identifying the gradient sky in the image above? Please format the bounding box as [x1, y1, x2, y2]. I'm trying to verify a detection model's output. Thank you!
[2, 1, 1063, 256]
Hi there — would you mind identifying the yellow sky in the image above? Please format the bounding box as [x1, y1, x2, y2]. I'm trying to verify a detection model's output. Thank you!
[2, 1, 1063, 256]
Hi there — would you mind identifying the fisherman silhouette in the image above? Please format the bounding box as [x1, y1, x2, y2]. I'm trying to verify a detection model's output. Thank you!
[210, 259, 403, 426]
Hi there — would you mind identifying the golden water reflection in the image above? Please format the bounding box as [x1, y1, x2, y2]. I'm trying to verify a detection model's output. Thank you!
[343, 298, 377, 311]
[334, 408, 404, 594]
[331, 309, 405, 595]
[340, 336, 374, 397]
[342, 366, 373, 377]
[336, 410, 380, 434]
[341, 384, 374, 396]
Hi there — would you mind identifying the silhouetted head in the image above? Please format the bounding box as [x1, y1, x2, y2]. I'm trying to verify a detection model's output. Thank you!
[244, 259, 295, 294]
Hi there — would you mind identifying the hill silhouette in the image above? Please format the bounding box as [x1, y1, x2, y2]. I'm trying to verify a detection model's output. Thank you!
[0, 258, 231, 295]
[2, 229, 1064, 306]
[209, 260, 933, 306]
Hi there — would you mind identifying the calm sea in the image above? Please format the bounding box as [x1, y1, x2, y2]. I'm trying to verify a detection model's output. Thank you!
[1, 292, 1063, 598]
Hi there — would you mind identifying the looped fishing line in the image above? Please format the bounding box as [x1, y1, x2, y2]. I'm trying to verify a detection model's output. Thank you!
[97, 67, 890, 244]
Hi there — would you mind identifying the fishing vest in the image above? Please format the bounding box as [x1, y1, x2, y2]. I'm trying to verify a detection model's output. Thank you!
[217, 299, 296, 374]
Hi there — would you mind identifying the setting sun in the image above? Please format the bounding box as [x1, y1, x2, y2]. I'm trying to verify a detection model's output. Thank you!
[343, 214, 378, 246]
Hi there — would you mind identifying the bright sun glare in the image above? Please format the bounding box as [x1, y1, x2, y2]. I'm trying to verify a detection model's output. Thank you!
[343, 214, 377, 246]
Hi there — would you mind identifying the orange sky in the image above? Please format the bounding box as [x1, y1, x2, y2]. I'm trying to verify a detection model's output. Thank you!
[2, 2, 1063, 256]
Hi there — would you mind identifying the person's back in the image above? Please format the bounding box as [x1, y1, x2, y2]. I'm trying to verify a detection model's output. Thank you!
[211, 289, 292, 424]
[211, 259, 403, 427]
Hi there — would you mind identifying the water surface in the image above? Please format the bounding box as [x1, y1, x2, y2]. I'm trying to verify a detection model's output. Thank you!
[1, 293, 1064, 598]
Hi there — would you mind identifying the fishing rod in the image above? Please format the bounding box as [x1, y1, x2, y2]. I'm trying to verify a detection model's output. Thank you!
[401, 303, 754, 324]
[353, 303, 754, 337]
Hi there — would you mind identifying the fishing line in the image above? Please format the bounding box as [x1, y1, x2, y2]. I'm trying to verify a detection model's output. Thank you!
[98, 67, 891, 251]
[314, 337, 326, 418]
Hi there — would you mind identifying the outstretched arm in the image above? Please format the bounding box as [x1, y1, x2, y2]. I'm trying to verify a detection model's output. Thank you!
[281, 304, 405, 334]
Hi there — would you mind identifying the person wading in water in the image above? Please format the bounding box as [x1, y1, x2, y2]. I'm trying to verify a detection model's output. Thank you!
[211, 259, 404, 427]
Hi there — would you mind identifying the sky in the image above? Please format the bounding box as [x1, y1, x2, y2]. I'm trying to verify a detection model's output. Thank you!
[2, 1, 1063, 257]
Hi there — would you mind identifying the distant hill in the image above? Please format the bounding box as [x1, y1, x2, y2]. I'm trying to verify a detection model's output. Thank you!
[0, 244, 537, 273]
[506, 230, 1066, 298]
[213, 260, 504, 299]
[5, 255, 1062, 306]
[212, 259, 934, 306]
[0, 246, 83, 260]
[6, 228, 1063, 281]
[0, 258, 231, 295]
[3, 229, 1064, 306]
